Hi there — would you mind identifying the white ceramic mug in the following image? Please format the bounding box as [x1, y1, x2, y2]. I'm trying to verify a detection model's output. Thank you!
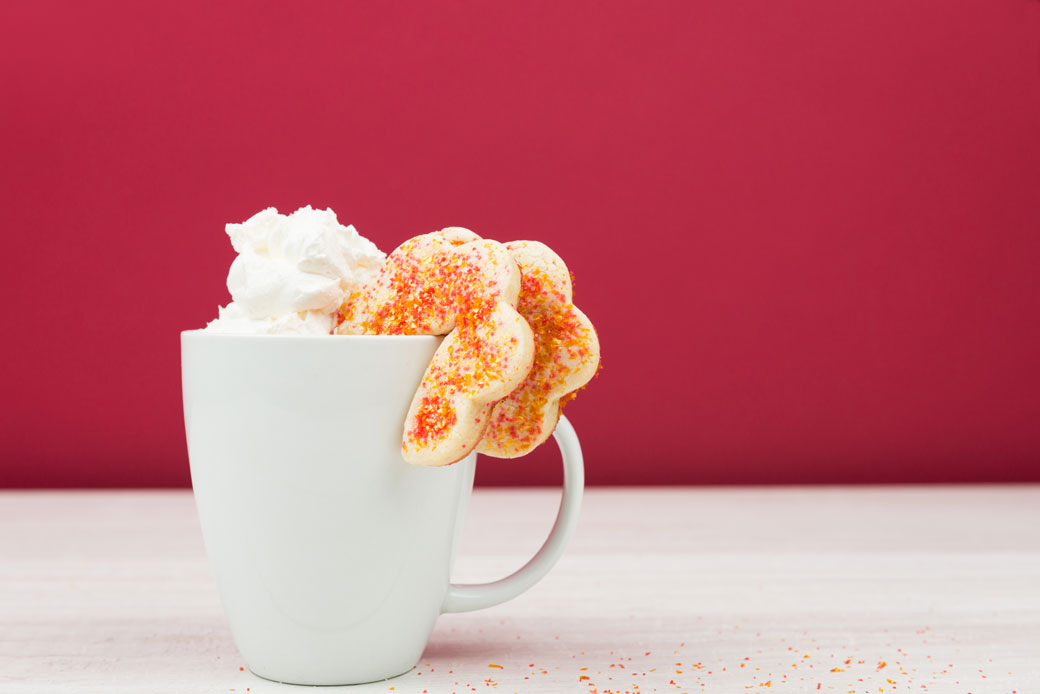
[181, 332, 584, 685]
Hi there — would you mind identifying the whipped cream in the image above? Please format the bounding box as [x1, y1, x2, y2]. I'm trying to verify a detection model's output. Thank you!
[205, 206, 385, 335]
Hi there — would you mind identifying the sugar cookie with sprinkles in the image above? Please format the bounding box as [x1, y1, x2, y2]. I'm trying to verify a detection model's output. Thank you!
[336, 227, 484, 335]
[477, 240, 599, 458]
[337, 229, 535, 466]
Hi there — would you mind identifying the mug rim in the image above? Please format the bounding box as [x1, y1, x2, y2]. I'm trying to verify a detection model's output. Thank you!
[181, 329, 442, 342]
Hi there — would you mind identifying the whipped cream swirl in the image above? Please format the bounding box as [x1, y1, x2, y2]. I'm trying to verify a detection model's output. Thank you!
[205, 206, 385, 335]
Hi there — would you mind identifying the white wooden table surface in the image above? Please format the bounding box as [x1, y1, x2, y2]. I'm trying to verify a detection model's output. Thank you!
[1, 486, 1038, 694]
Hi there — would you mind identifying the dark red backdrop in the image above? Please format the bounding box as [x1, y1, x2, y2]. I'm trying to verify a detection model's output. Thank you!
[2, 1, 1039, 487]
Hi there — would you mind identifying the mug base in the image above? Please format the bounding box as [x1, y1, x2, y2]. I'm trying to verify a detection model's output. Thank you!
[249, 665, 415, 687]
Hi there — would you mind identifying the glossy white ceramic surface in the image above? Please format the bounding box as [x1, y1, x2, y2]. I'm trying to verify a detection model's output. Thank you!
[181, 332, 583, 685]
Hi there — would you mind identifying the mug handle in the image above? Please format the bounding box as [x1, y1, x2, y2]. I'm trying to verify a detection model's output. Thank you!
[441, 414, 585, 613]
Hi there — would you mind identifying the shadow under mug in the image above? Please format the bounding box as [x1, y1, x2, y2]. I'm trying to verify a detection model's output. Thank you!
[181, 332, 584, 685]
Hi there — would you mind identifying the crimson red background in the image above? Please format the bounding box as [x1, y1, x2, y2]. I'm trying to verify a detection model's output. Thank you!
[2, 1, 1039, 487]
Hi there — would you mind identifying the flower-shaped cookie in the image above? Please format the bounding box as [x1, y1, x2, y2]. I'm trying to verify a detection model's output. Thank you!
[477, 241, 600, 458]
[337, 229, 535, 466]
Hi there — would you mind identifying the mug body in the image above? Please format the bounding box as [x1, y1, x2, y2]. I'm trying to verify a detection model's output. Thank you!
[181, 332, 476, 685]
